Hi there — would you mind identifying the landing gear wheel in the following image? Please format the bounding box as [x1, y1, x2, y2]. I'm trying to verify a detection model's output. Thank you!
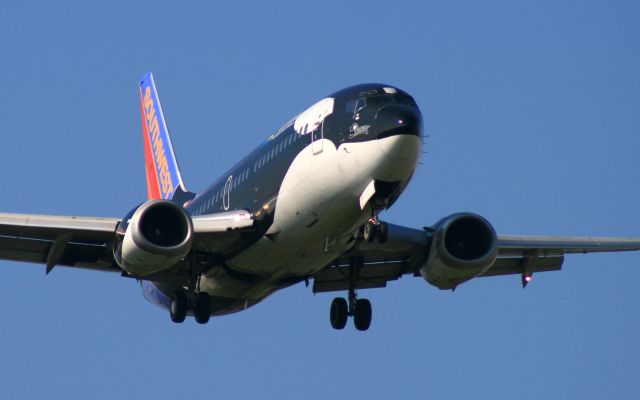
[193, 292, 211, 324]
[330, 297, 348, 330]
[377, 222, 388, 243]
[353, 298, 372, 331]
[170, 291, 188, 323]
[363, 222, 376, 243]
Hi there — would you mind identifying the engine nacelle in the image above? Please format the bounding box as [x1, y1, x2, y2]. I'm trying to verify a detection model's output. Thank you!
[115, 200, 193, 276]
[420, 213, 498, 290]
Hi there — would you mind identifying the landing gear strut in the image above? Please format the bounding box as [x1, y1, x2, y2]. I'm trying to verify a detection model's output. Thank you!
[329, 256, 372, 331]
[169, 253, 212, 324]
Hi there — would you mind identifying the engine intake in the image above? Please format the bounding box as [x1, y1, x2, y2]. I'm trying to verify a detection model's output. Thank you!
[421, 213, 498, 289]
[115, 200, 193, 276]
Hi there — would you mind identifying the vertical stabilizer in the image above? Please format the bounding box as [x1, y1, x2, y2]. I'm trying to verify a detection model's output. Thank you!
[139, 73, 187, 200]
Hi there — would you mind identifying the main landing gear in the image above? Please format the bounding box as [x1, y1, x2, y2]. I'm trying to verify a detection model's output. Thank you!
[329, 256, 372, 331]
[363, 218, 388, 244]
[170, 290, 211, 324]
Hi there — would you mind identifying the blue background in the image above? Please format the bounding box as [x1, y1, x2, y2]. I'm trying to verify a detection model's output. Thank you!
[1, 1, 639, 398]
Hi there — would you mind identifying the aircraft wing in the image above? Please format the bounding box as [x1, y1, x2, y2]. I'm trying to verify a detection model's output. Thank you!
[312, 223, 640, 293]
[0, 213, 121, 273]
[0, 209, 255, 276]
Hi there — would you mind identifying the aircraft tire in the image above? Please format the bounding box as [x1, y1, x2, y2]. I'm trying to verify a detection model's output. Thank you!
[194, 292, 211, 324]
[353, 298, 372, 331]
[330, 297, 348, 330]
[170, 291, 188, 323]
[363, 222, 376, 243]
[377, 222, 388, 244]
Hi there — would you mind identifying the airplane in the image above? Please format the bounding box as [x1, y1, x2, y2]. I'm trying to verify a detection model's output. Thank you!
[1, 73, 639, 331]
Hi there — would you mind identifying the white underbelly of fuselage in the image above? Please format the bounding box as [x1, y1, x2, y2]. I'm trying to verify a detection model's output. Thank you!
[199, 134, 421, 301]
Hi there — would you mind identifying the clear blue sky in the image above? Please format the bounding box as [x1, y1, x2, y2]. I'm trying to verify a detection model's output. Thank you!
[1, 1, 639, 399]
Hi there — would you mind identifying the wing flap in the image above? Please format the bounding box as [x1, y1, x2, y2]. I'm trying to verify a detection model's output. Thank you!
[480, 255, 564, 277]
[313, 260, 409, 293]
[0, 236, 115, 270]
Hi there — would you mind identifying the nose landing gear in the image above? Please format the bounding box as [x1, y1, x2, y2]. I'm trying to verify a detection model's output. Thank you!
[329, 256, 373, 331]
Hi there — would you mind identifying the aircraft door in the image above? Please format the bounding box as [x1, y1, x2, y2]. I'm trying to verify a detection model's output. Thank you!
[311, 120, 323, 155]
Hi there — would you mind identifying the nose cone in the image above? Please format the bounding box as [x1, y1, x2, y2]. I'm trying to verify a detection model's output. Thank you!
[374, 104, 423, 139]
[372, 105, 423, 180]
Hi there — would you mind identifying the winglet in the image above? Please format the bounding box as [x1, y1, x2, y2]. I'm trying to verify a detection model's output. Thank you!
[139, 73, 187, 200]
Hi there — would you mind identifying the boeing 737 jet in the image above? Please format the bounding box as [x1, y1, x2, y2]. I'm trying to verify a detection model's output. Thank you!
[1, 73, 639, 330]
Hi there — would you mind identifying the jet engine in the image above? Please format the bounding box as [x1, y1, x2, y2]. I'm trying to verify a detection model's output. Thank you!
[420, 213, 498, 289]
[114, 200, 193, 276]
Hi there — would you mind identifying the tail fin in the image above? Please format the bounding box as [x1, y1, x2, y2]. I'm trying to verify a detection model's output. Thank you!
[139, 72, 187, 200]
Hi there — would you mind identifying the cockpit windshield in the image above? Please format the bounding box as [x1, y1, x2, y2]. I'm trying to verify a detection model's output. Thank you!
[344, 92, 416, 114]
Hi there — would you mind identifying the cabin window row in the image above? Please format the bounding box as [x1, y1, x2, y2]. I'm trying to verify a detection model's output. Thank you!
[194, 132, 301, 216]
[254, 131, 300, 172]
